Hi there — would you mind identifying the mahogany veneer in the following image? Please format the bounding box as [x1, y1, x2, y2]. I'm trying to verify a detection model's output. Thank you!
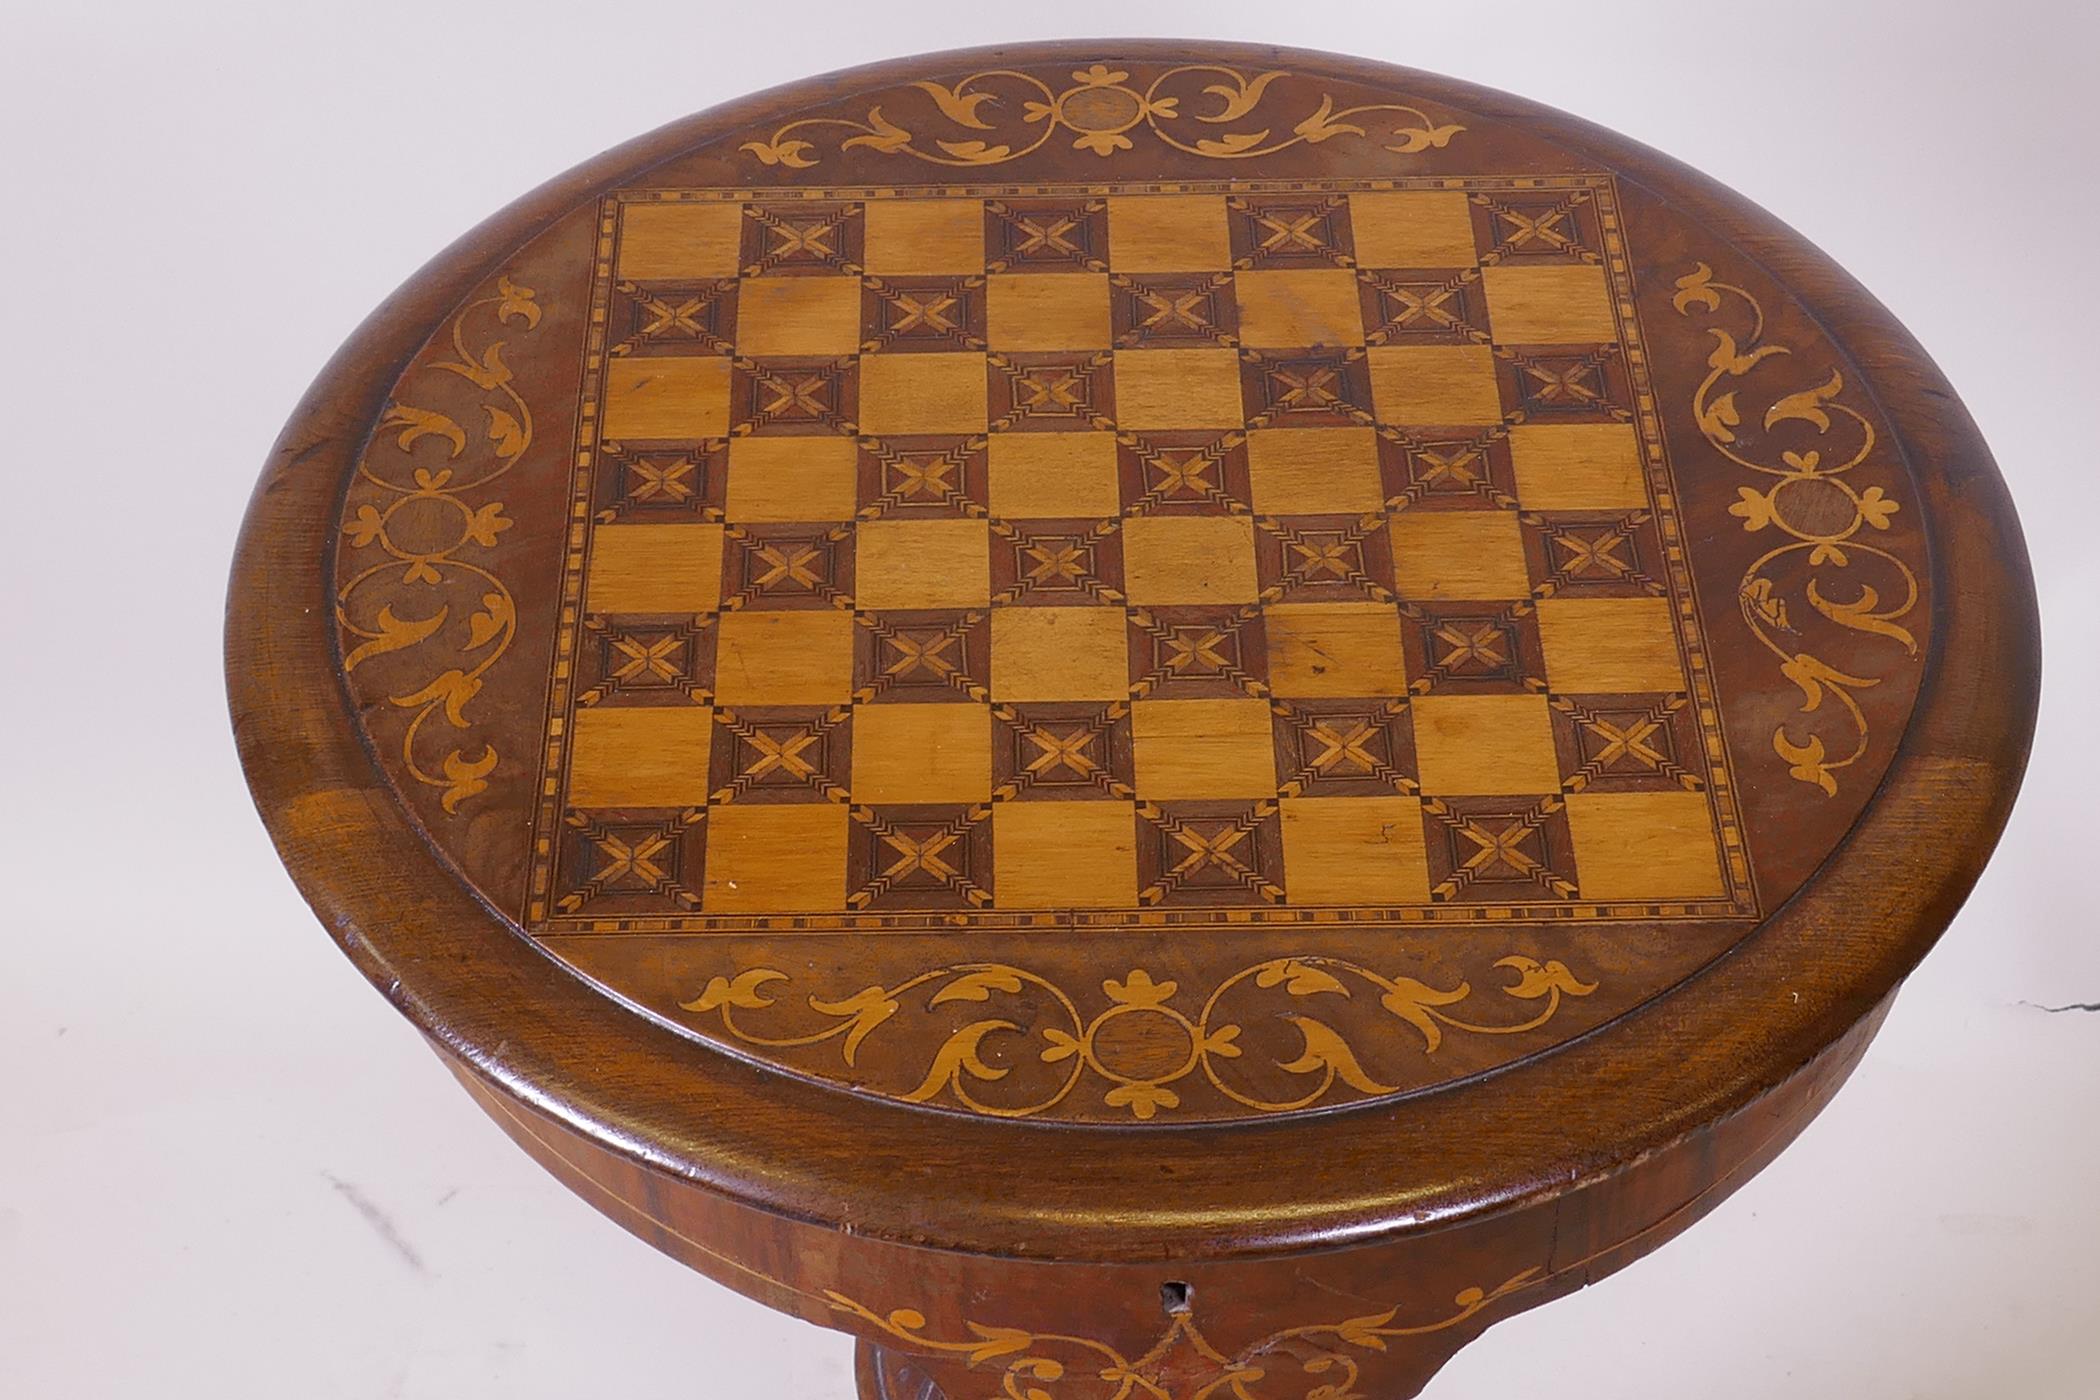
[228, 41, 2039, 1398]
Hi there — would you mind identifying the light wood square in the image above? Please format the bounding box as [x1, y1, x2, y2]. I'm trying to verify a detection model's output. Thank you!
[1536, 597, 1684, 693]
[1411, 694, 1562, 795]
[1366, 345, 1504, 425]
[1122, 515, 1258, 604]
[850, 703, 993, 804]
[859, 353, 988, 435]
[603, 356, 732, 439]
[1113, 348, 1245, 429]
[617, 202, 743, 280]
[1509, 424, 1649, 510]
[988, 273, 1111, 349]
[994, 800, 1137, 908]
[864, 199, 986, 275]
[856, 519, 991, 608]
[1565, 791, 1724, 901]
[1131, 698, 1278, 799]
[987, 432, 1121, 517]
[1108, 195, 1231, 272]
[586, 523, 724, 613]
[703, 804, 849, 912]
[1246, 427, 1384, 513]
[724, 438, 857, 522]
[1347, 192, 1479, 268]
[567, 706, 717, 808]
[735, 275, 863, 356]
[712, 610, 855, 705]
[1234, 269, 1367, 349]
[1265, 602, 1408, 697]
[1280, 796, 1430, 904]
[989, 606, 1129, 701]
[1389, 510, 1532, 600]
[1482, 264, 1618, 343]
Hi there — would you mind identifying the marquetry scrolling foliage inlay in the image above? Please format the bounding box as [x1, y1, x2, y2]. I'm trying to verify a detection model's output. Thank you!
[337, 278, 541, 812]
[1671, 263, 1920, 796]
[834, 1269, 1542, 1400]
[741, 63, 1464, 169]
[683, 954, 1595, 1120]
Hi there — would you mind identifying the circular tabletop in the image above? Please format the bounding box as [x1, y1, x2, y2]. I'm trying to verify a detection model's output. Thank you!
[229, 41, 2037, 1262]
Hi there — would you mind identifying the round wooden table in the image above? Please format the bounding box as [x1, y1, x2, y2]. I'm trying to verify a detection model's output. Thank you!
[228, 41, 2039, 1399]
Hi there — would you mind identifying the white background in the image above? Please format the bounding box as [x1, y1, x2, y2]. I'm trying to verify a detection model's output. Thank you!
[2, 3, 2093, 1396]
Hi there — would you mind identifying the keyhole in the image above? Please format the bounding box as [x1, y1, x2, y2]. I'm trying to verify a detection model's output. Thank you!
[1160, 1280, 1193, 1316]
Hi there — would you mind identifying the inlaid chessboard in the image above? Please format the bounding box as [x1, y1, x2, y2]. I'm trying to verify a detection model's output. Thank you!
[525, 175, 1755, 931]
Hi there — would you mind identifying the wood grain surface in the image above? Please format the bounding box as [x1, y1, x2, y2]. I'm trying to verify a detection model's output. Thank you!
[225, 40, 2039, 1399]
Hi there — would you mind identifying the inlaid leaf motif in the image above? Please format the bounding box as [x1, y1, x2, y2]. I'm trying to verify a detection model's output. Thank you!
[1671, 262, 1723, 313]
[903, 1020, 1016, 1099]
[936, 138, 1012, 163]
[1805, 578, 1917, 652]
[494, 276, 540, 327]
[1697, 386, 1743, 443]
[1334, 1309, 1402, 1351]
[1201, 69, 1283, 121]
[961, 1323, 1036, 1362]
[485, 405, 526, 459]
[344, 504, 387, 548]
[1774, 730, 1838, 796]
[461, 501, 512, 548]
[807, 985, 902, 1065]
[1703, 328, 1784, 378]
[910, 79, 997, 128]
[1780, 652, 1874, 710]
[1855, 485, 1900, 529]
[1195, 129, 1271, 156]
[1278, 1016, 1395, 1094]
[342, 603, 448, 672]
[380, 405, 466, 457]
[840, 107, 913, 155]
[1292, 96, 1360, 143]
[1254, 959, 1348, 997]
[465, 593, 513, 651]
[1743, 576, 1790, 630]
[436, 339, 512, 390]
[679, 967, 787, 1014]
[1495, 957, 1597, 1000]
[1384, 122, 1464, 153]
[1072, 131, 1133, 155]
[1728, 485, 1780, 530]
[1765, 370, 1845, 433]
[1104, 969, 1176, 1006]
[437, 746, 498, 813]
[1104, 1080, 1179, 1119]
[929, 967, 1026, 1007]
[740, 136, 817, 168]
[393, 668, 482, 727]
[1378, 977, 1473, 1052]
